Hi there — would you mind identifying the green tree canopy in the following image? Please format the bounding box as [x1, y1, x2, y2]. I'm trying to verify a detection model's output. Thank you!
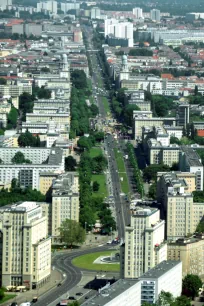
[65, 156, 77, 171]
[182, 274, 202, 299]
[12, 152, 32, 164]
[129, 48, 153, 56]
[71, 70, 87, 89]
[59, 219, 86, 246]
[0, 78, 6, 85]
[93, 181, 100, 192]
[18, 130, 40, 147]
[123, 104, 140, 127]
[7, 106, 18, 129]
[143, 164, 170, 182]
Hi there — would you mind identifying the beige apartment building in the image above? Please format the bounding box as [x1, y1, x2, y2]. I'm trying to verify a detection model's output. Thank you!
[121, 207, 167, 279]
[51, 172, 79, 243]
[39, 172, 59, 196]
[167, 194, 204, 241]
[157, 172, 196, 211]
[0, 202, 51, 289]
[168, 234, 204, 279]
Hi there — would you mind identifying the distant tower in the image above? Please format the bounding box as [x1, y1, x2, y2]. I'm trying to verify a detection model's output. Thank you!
[120, 54, 129, 81]
[60, 53, 70, 79]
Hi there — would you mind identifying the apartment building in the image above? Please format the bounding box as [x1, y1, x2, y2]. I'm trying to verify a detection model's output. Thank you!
[0, 148, 64, 189]
[167, 234, 204, 278]
[51, 173, 79, 243]
[157, 171, 196, 211]
[0, 202, 51, 289]
[177, 104, 190, 128]
[26, 113, 70, 126]
[139, 261, 182, 304]
[150, 9, 161, 22]
[133, 111, 176, 139]
[33, 99, 70, 109]
[125, 90, 151, 111]
[121, 207, 167, 279]
[81, 279, 141, 306]
[163, 126, 183, 140]
[37, 0, 57, 14]
[147, 139, 180, 167]
[167, 191, 204, 241]
[0, 84, 32, 97]
[179, 146, 203, 191]
[39, 172, 59, 196]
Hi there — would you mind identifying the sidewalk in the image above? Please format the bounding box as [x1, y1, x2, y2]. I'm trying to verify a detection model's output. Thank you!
[2, 270, 63, 306]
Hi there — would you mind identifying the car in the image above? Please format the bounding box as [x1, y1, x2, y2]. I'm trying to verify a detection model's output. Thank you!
[107, 240, 112, 244]
[10, 303, 18, 306]
[69, 297, 76, 300]
[85, 296, 89, 300]
[76, 292, 83, 296]
[57, 283, 62, 287]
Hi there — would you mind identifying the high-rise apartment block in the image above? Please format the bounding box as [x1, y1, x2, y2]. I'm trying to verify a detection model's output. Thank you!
[104, 19, 133, 47]
[37, 1, 57, 15]
[121, 207, 167, 279]
[51, 172, 79, 243]
[177, 104, 190, 128]
[0, 202, 51, 288]
[167, 234, 204, 278]
[150, 9, 161, 22]
[157, 172, 204, 240]
[133, 8, 143, 19]
[0, 0, 12, 10]
[91, 7, 101, 19]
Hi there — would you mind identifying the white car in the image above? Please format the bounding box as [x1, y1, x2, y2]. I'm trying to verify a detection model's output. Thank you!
[107, 240, 112, 244]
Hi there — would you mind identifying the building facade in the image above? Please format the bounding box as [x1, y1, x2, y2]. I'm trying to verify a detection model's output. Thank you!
[122, 207, 167, 279]
[0, 202, 51, 289]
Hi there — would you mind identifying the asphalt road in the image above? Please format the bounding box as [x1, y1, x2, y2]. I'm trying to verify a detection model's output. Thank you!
[33, 27, 129, 306]
[85, 27, 128, 239]
[34, 246, 112, 306]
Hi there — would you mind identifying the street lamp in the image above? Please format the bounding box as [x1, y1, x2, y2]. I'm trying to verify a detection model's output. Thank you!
[85, 222, 87, 233]
[110, 227, 112, 242]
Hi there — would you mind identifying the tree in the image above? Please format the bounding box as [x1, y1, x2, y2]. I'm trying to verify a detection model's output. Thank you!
[77, 136, 91, 151]
[71, 70, 87, 89]
[12, 152, 32, 164]
[170, 136, 181, 145]
[65, 156, 77, 171]
[157, 291, 174, 306]
[93, 181, 100, 192]
[90, 104, 99, 117]
[143, 164, 170, 182]
[123, 105, 140, 127]
[173, 296, 191, 306]
[7, 106, 18, 129]
[18, 130, 41, 147]
[59, 219, 86, 247]
[0, 289, 5, 300]
[194, 85, 198, 96]
[182, 274, 202, 299]
[148, 182, 156, 199]
[0, 78, 6, 85]
[69, 301, 80, 306]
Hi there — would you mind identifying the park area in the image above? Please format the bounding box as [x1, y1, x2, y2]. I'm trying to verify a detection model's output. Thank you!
[72, 251, 120, 272]
[114, 148, 129, 194]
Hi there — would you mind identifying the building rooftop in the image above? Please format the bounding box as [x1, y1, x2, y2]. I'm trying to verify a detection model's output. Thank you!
[52, 172, 78, 196]
[0, 201, 41, 213]
[81, 279, 140, 306]
[169, 234, 204, 246]
[181, 145, 202, 167]
[139, 260, 181, 279]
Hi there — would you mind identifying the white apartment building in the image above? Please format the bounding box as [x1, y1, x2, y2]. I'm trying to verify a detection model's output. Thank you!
[0, 148, 64, 189]
[60, 2, 80, 13]
[139, 261, 182, 304]
[81, 279, 141, 306]
[37, 0, 57, 15]
[122, 207, 167, 279]
[133, 8, 143, 19]
[105, 19, 133, 47]
[91, 7, 101, 19]
[0, 202, 51, 289]
[150, 9, 161, 22]
[0, 0, 12, 10]
[51, 173, 79, 243]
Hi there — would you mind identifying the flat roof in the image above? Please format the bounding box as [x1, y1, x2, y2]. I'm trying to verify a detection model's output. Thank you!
[139, 260, 181, 280]
[81, 279, 140, 306]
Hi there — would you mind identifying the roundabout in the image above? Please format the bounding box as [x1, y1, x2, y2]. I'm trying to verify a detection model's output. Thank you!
[72, 250, 120, 272]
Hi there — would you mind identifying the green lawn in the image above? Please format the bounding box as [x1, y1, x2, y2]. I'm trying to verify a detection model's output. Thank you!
[114, 148, 130, 194]
[0, 294, 16, 304]
[89, 147, 102, 158]
[102, 97, 110, 114]
[92, 174, 108, 198]
[72, 251, 120, 272]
